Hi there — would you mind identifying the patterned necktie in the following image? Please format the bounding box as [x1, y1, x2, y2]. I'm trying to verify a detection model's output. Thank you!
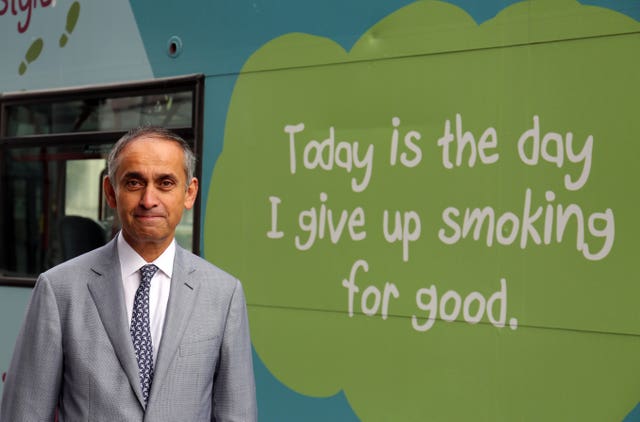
[131, 264, 158, 406]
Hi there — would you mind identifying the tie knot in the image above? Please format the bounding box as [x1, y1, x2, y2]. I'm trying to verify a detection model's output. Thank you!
[140, 264, 159, 284]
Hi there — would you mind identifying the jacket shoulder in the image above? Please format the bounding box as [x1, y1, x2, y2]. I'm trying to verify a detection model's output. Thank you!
[41, 240, 115, 284]
[176, 246, 240, 290]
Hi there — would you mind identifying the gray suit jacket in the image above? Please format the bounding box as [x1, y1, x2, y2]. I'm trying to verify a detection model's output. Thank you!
[0, 238, 257, 421]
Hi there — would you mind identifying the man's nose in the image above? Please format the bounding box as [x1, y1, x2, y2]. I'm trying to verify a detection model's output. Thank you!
[139, 186, 159, 209]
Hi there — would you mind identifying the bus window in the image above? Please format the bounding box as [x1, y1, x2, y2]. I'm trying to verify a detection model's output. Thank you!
[0, 75, 203, 285]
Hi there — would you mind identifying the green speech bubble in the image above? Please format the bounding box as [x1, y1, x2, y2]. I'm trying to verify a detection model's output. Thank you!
[206, 1, 640, 420]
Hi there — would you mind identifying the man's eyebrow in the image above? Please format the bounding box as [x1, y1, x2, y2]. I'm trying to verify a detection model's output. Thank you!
[155, 173, 179, 181]
[122, 172, 178, 180]
[122, 171, 145, 180]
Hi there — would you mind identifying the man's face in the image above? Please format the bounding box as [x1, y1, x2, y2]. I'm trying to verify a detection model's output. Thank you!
[104, 136, 198, 258]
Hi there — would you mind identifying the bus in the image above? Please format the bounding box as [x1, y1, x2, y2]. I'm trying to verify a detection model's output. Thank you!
[1, 0, 639, 420]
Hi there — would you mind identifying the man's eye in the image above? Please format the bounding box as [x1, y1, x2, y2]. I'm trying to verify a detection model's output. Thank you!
[125, 180, 143, 189]
[159, 179, 175, 189]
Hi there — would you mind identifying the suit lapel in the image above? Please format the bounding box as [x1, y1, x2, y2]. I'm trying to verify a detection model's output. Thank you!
[151, 246, 200, 395]
[86, 239, 145, 407]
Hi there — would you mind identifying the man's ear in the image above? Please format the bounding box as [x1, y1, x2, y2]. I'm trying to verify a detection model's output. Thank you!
[184, 177, 199, 210]
[103, 176, 117, 209]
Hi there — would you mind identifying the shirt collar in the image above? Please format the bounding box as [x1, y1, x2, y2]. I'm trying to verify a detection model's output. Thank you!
[116, 231, 175, 278]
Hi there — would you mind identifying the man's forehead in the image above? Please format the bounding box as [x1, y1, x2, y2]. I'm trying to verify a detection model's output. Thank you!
[117, 141, 184, 173]
[118, 137, 184, 162]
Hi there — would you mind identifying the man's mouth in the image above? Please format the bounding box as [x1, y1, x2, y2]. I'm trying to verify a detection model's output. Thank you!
[135, 214, 164, 220]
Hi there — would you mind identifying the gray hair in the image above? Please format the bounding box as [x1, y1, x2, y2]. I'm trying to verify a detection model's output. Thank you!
[107, 126, 196, 189]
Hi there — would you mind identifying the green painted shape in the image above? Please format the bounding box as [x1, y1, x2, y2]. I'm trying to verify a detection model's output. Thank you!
[66, 2, 80, 33]
[19, 38, 43, 75]
[25, 38, 43, 63]
[206, 0, 640, 420]
[60, 2, 80, 47]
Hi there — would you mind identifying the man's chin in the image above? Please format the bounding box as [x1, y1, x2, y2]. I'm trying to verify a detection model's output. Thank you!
[123, 227, 172, 245]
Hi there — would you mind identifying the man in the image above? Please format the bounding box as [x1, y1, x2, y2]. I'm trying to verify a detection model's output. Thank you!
[0, 127, 257, 421]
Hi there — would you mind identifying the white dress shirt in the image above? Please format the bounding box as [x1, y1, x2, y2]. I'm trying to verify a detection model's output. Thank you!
[117, 232, 174, 362]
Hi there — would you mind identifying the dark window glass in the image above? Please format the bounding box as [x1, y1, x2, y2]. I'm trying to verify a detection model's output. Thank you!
[5, 91, 193, 136]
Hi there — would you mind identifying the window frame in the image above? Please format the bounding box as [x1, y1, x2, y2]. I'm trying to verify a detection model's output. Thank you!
[0, 74, 205, 287]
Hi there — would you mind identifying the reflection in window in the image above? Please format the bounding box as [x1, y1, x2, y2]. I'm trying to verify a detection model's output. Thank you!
[5, 91, 193, 136]
[65, 159, 105, 219]
[2, 145, 103, 275]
